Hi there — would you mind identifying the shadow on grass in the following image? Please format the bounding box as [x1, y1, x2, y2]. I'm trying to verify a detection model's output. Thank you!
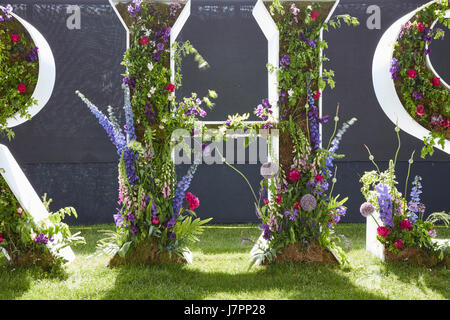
[102, 261, 388, 300]
[0, 263, 68, 299]
[383, 260, 450, 300]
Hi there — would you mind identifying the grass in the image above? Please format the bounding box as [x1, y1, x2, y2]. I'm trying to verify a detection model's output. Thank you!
[0, 223, 449, 300]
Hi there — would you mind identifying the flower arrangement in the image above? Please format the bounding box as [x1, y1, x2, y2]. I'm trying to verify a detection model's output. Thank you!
[231, 1, 359, 266]
[0, 175, 85, 270]
[0, 5, 39, 140]
[390, 0, 450, 158]
[78, 1, 214, 265]
[360, 126, 449, 266]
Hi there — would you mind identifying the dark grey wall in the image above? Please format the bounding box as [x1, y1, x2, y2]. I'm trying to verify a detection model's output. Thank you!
[0, 0, 448, 225]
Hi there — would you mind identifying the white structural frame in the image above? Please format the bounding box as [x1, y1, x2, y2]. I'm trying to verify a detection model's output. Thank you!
[2, 6, 56, 128]
[0, 145, 75, 264]
[372, 0, 450, 155]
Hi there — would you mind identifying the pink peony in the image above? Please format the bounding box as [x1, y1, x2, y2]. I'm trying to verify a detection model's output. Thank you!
[166, 83, 175, 92]
[393, 238, 403, 250]
[313, 91, 321, 100]
[294, 201, 301, 210]
[399, 219, 412, 230]
[10, 34, 21, 42]
[139, 37, 149, 45]
[430, 77, 441, 86]
[416, 104, 425, 116]
[0, 233, 3, 243]
[407, 69, 418, 79]
[152, 217, 159, 225]
[417, 22, 425, 32]
[275, 194, 282, 204]
[310, 11, 319, 20]
[186, 192, 199, 210]
[377, 226, 391, 238]
[17, 83, 26, 93]
[315, 174, 323, 182]
[288, 169, 301, 183]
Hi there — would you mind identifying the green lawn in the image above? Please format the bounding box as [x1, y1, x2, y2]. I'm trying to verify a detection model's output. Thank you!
[0, 224, 449, 300]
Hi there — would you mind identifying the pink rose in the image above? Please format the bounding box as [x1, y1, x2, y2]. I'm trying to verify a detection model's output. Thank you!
[263, 198, 269, 205]
[315, 174, 323, 182]
[430, 77, 441, 86]
[186, 192, 199, 210]
[416, 104, 425, 116]
[417, 22, 425, 32]
[0, 233, 3, 243]
[17, 83, 26, 93]
[407, 69, 418, 79]
[399, 219, 412, 230]
[310, 11, 319, 20]
[288, 169, 301, 183]
[377, 226, 391, 238]
[166, 83, 175, 92]
[275, 194, 282, 204]
[393, 238, 403, 250]
[10, 34, 21, 42]
[313, 91, 321, 100]
[139, 37, 149, 45]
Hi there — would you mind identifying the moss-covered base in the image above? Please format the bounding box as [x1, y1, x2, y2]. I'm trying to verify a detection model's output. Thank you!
[108, 239, 185, 268]
[385, 247, 449, 267]
[9, 250, 57, 270]
[269, 240, 339, 265]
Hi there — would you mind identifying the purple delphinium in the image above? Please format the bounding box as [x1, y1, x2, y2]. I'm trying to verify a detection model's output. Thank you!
[122, 147, 138, 185]
[412, 90, 424, 100]
[123, 87, 136, 142]
[25, 46, 39, 62]
[390, 58, 400, 80]
[127, 0, 141, 18]
[306, 82, 322, 150]
[122, 76, 136, 90]
[172, 164, 198, 216]
[114, 210, 124, 227]
[407, 175, 424, 224]
[130, 224, 138, 235]
[259, 223, 271, 241]
[280, 54, 290, 68]
[167, 216, 177, 229]
[375, 183, 394, 227]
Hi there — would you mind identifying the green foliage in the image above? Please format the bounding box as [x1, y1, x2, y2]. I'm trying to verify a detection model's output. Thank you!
[0, 11, 38, 139]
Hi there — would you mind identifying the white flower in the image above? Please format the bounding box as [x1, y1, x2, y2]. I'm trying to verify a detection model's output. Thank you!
[161, 118, 167, 123]
[288, 88, 294, 97]
[147, 62, 153, 71]
[144, 29, 152, 36]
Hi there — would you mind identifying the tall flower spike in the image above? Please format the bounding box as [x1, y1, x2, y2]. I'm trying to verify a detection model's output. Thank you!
[123, 86, 136, 142]
[172, 164, 199, 216]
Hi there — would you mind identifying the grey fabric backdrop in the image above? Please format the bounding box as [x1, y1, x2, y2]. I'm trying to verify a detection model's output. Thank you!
[0, 0, 448, 225]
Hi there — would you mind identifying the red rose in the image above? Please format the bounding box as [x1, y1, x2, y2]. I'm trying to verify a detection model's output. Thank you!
[288, 169, 301, 183]
[310, 11, 319, 20]
[17, 83, 26, 93]
[139, 37, 149, 45]
[407, 69, 418, 79]
[399, 219, 412, 230]
[377, 226, 391, 238]
[294, 201, 301, 210]
[393, 238, 403, 250]
[430, 77, 441, 86]
[10, 34, 21, 42]
[416, 104, 425, 116]
[186, 192, 199, 210]
[315, 174, 323, 182]
[275, 194, 282, 204]
[152, 217, 159, 225]
[166, 83, 175, 92]
[417, 22, 425, 32]
[313, 91, 321, 100]
[263, 198, 269, 205]
[0, 233, 3, 243]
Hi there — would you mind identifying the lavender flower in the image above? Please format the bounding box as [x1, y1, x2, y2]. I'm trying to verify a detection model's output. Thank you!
[122, 147, 138, 185]
[412, 91, 423, 100]
[114, 210, 124, 227]
[259, 223, 271, 241]
[25, 46, 39, 62]
[280, 54, 290, 68]
[128, 0, 141, 18]
[306, 82, 322, 150]
[407, 176, 424, 224]
[300, 194, 317, 212]
[360, 202, 375, 217]
[375, 183, 394, 227]
[390, 58, 400, 80]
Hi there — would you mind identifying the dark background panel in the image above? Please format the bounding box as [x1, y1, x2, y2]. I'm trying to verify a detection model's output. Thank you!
[0, 0, 448, 226]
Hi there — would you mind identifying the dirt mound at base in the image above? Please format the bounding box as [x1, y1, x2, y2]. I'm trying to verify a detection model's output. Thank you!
[108, 239, 185, 268]
[385, 247, 449, 267]
[271, 240, 339, 265]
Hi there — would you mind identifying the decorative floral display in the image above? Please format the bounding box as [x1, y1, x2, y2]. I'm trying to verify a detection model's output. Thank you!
[239, 1, 359, 266]
[0, 5, 39, 139]
[360, 126, 449, 265]
[0, 176, 85, 270]
[391, 0, 450, 157]
[78, 1, 214, 264]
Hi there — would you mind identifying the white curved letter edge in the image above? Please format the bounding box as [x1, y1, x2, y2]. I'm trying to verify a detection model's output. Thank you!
[2, 6, 56, 128]
[372, 0, 450, 155]
[366, 212, 385, 261]
[0, 144, 75, 264]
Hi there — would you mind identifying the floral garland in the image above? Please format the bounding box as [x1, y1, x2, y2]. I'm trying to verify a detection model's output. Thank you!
[390, 0, 450, 157]
[360, 126, 449, 264]
[79, 0, 214, 263]
[0, 175, 85, 270]
[0, 5, 38, 140]
[234, 1, 359, 266]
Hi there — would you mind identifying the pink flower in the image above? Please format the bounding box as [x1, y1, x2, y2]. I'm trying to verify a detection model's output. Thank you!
[186, 192, 199, 210]
[263, 198, 269, 205]
[313, 91, 321, 100]
[417, 22, 425, 32]
[377, 226, 391, 238]
[315, 174, 323, 182]
[393, 238, 403, 250]
[17, 83, 26, 93]
[275, 194, 282, 204]
[17, 207, 23, 217]
[399, 219, 412, 230]
[430, 77, 441, 86]
[139, 37, 149, 45]
[416, 104, 425, 116]
[288, 169, 301, 183]
[310, 11, 319, 20]
[166, 83, 175, 92]
[10, 34, 21, 42]
[0, 233, 3, 243]
[152, 217, 159, 225]
[294, 201, 301, 210]
[407, 69, 418, 79]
